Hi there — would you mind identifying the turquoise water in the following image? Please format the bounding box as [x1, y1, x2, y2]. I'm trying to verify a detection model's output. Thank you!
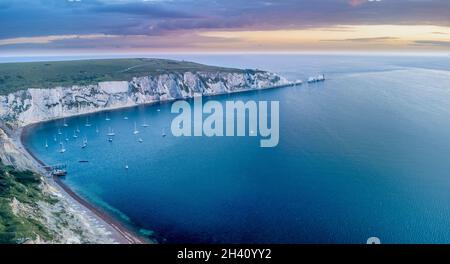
[24, 55, 450, 243]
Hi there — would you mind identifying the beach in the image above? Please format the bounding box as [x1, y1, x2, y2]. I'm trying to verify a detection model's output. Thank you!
[12, 125, 147, 244]
[3, 78, 298, 244]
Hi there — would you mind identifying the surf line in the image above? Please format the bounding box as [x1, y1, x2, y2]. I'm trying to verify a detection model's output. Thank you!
[171, 96, 280, 148]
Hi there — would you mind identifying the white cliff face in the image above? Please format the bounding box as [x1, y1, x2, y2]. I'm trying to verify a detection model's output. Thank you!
[0, 70, 289, 127]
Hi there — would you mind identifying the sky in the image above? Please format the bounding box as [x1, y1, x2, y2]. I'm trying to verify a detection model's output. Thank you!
[0, 0, 449, 55]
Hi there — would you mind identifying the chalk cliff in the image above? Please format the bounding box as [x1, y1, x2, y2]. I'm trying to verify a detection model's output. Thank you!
[0, 71, 289, 126]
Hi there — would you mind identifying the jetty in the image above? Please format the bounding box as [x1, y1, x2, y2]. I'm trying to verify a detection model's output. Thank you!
[42, 163, 67, 177]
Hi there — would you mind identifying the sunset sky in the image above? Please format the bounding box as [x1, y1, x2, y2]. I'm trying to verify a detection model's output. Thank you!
[0, 0, 449, 55]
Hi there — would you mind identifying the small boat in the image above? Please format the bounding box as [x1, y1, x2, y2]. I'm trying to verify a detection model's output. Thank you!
[108, 137, 113, 142]
[133, 122, 139, 135]
[95, 126, 99, 133]
[124, 116, 129, 120]
[85, 117, 92, 127]
[45, 140, 48, 149]
[53, 135, 57, 142]
[162, 128, 166, 137]
[81, 137, 88, 148]
[107, 127, 115, 136]
[157, 109, 161, 112]
[76, 126, 80, 133]
[65, 134, 69, 142]
[105, 114, 111, 121]
[63, 118, 68, 127]
[57, 128, 62, 135]
[138, 138, 144, 143]
[141, 118, 150, 127]
[73, 131, 78, 138]
[59, 143, 66, 153]
[125, 160, 129, 170]
[78, 160, 89, 163]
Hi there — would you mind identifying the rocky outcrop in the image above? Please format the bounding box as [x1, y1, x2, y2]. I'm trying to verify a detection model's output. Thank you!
[0, 71, 289, 127]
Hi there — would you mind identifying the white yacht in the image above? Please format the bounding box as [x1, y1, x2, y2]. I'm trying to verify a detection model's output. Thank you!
[133, 122, 139, 134]
[141, 118, 150, 127]
[107, 127, 116, 136]
[85, 117, 92, 127]
[81, 137, 88, 148]
[59, 142, 66, 153]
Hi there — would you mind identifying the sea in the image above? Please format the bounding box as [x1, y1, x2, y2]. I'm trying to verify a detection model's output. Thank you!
[21, 54, 450, 243]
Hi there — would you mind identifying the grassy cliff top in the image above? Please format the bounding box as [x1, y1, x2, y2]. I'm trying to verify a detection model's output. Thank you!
[0, 161, 55, 243]
[0, 58, 254, 95]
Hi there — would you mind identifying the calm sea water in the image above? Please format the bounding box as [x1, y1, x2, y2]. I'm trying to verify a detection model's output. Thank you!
[24, 55, 450, 243]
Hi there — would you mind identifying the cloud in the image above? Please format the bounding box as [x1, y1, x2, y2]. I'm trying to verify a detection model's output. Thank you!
[92, 2, 196, 18]
[322, 37, 398, 42]
[0, 34, 119, 46]
[1, 0, 450, 52]
[348, 0, 366, 7]
[413, 40, 450, 47]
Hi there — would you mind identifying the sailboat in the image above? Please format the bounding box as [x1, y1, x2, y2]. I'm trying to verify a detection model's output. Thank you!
[125, 160, 129, 170]
[105, 114, 111, 121]
[95, 126, 99, 133]
[73, 130, 78, 138]
[59, 142, 66, 153]
[162, 128, 166, 137]
[53, 135, 57, 142]
[65, 133, 69, 142]
[45, 140, 48, 149]
[133, 122, 139, 134]
[141, 118, 149, 127]
[63, 118, 68, 127]
[76, 126, 80, 133]
[107, 127, 115, 136]
[85, 117, 92, 127]
[57, 128, 62, 135]
[81, 137, 88, 148]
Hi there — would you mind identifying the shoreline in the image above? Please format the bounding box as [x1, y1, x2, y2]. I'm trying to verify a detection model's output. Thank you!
[18, 124, 147, 244]
[11, 81, 301, 128]
[10, 81, 301, 244]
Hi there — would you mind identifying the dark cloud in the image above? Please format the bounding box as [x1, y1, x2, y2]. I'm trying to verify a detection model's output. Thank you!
[92, 2, 196, 19]
[0, 0, 449, 50]
[413, 40, 450, 47]
[322, 37, 399, 42]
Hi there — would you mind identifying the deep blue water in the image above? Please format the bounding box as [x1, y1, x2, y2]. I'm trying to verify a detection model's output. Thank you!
[24, 55, 450, 243]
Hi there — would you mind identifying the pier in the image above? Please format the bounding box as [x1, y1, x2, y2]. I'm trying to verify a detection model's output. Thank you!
[42, 163, 67, 177]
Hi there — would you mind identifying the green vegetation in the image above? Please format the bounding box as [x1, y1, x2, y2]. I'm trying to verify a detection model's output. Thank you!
[0, 58, 249, 95]
[0, 161, 53, 243]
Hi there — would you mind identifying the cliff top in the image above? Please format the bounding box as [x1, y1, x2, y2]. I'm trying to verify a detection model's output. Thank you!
[0, 58, 259, 95]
